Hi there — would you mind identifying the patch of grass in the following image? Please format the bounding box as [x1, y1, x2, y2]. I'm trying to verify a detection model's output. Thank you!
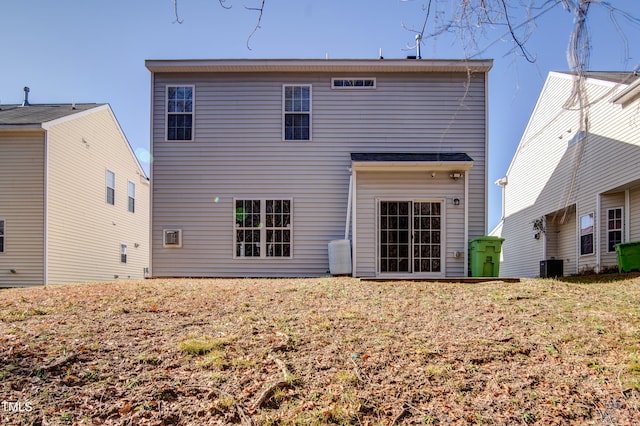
[196, 350, 229, 370]
[178, 335, 231, 355]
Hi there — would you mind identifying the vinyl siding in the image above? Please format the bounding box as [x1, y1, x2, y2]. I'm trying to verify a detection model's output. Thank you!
[151, 71, 487, 277]
[0, 132, 45, 287]
[46, 107, 149, 284]
[354, 171, 466, 277]
[499, 72, 640, 276]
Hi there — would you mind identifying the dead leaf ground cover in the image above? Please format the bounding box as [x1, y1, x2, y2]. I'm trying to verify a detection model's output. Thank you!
[1, 276, 640, 425]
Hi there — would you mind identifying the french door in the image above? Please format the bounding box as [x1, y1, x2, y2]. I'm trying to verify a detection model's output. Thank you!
[379, 201, 442, 274]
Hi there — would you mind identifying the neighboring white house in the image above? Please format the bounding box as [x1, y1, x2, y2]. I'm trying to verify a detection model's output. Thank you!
[0, 96, 150, 287]
[146, 58, 492, 278]
[492, 71, 640, 277]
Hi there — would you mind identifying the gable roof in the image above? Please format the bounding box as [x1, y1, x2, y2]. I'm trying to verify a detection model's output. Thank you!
[0, 104, 103, 127]
[557, 71, 640, 85]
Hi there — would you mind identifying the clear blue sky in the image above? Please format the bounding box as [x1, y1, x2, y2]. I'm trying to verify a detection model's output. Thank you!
[2, 0, 639, 231]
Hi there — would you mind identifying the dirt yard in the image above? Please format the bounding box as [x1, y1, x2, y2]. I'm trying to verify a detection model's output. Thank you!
[1, 276, 640, 425]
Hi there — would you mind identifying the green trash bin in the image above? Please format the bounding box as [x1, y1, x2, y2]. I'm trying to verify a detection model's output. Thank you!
[614, 241, 640, 272]
[469, 236, 505, 277]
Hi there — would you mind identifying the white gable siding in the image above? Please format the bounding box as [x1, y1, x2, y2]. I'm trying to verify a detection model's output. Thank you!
[498, 72, 640, 277]
[45, 107, 149, 284]
[151, 70, 487, 277]
[0, 132, 45, 287]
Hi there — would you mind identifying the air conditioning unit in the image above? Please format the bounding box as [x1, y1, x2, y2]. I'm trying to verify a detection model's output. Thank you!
[163, 229, 183, 248]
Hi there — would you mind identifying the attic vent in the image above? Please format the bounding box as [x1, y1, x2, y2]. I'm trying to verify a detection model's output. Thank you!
[163, 229, 183, 248]
[331, 78, 376, 89]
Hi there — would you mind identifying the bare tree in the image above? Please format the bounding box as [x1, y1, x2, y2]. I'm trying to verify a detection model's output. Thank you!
[172, 0, 266, 50]
[172, 1, 639, 72]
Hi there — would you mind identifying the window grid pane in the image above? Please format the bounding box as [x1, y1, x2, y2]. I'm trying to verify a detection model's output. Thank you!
[580, 213, 594, 255]
[265, 200, 291, 257]
[128, 181, 135, 213]
[106, 170, 115, 205]
[235, 200, 261, 257]
[167, 86, 193, 140]
[120, 244, 127, 264]
[284, 85, 310, 140]
[607, 208, 623, 252]
[0, 220, 4, 253]
[235, 199, 292, 258]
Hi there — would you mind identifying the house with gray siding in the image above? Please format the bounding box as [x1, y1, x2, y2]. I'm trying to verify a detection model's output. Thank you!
[492, 71, 640, 277]
[146, 58, 492, 278]
[0, 98, 149, 287]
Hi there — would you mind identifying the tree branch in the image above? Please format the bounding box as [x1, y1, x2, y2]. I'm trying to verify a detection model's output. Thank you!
[245, 0, 266, 50]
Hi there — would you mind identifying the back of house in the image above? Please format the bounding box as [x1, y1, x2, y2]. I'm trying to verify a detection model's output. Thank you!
[147, 58, 492, 278]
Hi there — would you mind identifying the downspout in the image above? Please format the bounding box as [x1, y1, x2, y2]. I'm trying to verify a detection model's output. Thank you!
[43, 130, 49, 286]
[344, 172, 353, 240]
[148, 70, 155, 278]
[351, 170, 357, 277]
[464, 171, 469, 277]
[596, 193, 601, 273]
[625, 189, 630, 242]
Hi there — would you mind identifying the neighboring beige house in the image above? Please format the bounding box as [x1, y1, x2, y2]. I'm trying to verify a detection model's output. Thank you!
[0, 98, 149, 287]
[146, 58, 492, 278]
[492, 71, 640, 277]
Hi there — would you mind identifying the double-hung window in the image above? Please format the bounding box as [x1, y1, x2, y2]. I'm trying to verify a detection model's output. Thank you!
[120, 244, 127, 264]
[167, 86, 194, 141]
[580, 213, 594, 255]
[106, 170, 115, 205]
[128, 181, 136, 213]
[283, 85, 311, 140]
[0, 219, 5, 253]
[235, 199, 292, 258]
[607, 207, 623, 252]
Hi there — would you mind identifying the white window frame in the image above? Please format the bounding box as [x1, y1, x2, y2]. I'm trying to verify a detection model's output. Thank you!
[106, 170, 115, 206]
[234, 198, 293, 259]
[282, 85, 312, 141]
[331, 77, 376, 89]
[166, 85, 195, 142]
[127, 180, 136, 213]
[0, 219, 5, 253]
[163, 229, 183, 248]
[120, 244, 128, 264]
[607, 207, 623, 252]
[580, 212, 595, 256]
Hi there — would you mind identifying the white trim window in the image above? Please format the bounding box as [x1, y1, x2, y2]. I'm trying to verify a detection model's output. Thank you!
[106, 170, 115, 205]
[283, 85, 311, 141]
[167, 85, 194, 141]
[0, 219, 5, 253]
[235, 199, 292, 258]
[128, 181, 136, 213]
[580, 212, 594, 255]
[607, 207, 623, 252]
[331, 78, 376, 89]
[120, 244, 128, 264]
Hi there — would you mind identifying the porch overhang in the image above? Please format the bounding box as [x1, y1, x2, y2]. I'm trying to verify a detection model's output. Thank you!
[350, 152, 474, 172]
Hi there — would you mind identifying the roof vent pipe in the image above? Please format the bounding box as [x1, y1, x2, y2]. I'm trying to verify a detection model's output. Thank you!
[21, 86, 30, 107]
[415, 33, 422, 59]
